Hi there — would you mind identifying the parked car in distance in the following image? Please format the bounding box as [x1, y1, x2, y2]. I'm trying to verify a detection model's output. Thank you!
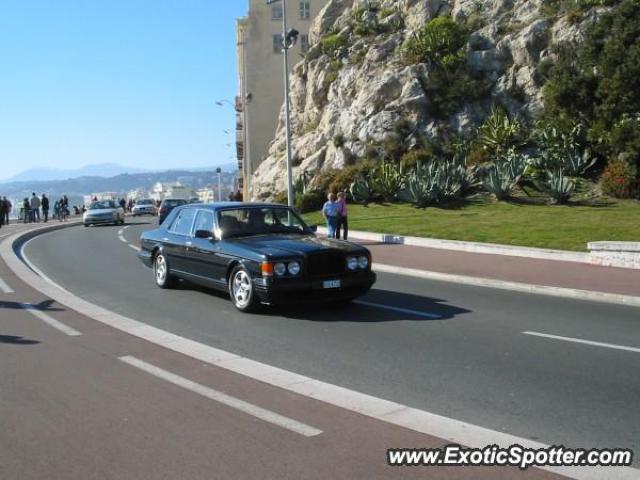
[158, 198, 187, 225]
[138, 203, 376, 312]
[132, 199, 157, 216]
[83, 200, 125, 227]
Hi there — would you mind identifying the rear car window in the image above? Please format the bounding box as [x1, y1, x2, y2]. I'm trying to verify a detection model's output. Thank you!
[169, 208, 197, 236]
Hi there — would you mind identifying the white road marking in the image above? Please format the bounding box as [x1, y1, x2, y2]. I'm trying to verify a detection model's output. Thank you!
[117, 228, 124, 236]
[128, 244, 141, 252]
[373, 263, 640, 308]
[119, 355, 323, 438]
[354, 300, 441, 319]
[118, 234, 127, 243]
[9, 229, 640, 480]
[21, 303, 82, 336]
[0, 277, 14, 293]
[523, 331, 640, 354]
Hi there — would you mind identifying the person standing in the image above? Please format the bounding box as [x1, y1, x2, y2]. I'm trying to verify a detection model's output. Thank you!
[41, 194, 50, 222]
[335, 191, 349, 241]
[322, 193, 339, 239]
[23, 198, 30, 223]
[0, 196, 4, 228]
[30, 192, 41, 222]
[3, 197, 11, 225]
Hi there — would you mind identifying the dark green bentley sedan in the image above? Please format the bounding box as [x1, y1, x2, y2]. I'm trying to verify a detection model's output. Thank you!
[138, 203, 376, 312]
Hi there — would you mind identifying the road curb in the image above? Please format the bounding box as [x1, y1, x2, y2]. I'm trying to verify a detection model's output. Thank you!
[373, 263, 640, 309]
[317, 227, 591, 263]
[2, 225, 638, 480]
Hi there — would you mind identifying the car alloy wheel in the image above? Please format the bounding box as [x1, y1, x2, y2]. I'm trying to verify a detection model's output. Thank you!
[229, 266, 257, 312]
[154, 253, 175, 288]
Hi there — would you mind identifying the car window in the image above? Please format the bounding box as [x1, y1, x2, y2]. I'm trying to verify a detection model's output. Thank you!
[169, 208, 197, 236]
[217, 207, 309, 238]
[90, 201, 116, 209]
[193, 210, 214, 234]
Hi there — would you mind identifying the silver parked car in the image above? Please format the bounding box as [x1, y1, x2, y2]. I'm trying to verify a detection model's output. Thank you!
[83, 200, 125, 227]
[132, 199, 156, 216]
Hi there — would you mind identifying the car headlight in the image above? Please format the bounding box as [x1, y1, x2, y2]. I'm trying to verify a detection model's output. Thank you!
[287, 261, 301, 276]
[347, 256, 358, 271]
[358, 256, 369, 269]
[274, 262, 287, 276]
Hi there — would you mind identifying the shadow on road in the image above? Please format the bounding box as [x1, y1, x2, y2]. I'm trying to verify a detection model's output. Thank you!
[173, 280, 469, 322]
[0, 335, 40, 345]
[278, 289, 470, 323]
[0, 299, 64, 312]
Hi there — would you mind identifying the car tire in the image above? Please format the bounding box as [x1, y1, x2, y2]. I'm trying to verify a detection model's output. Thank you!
[228, 265, 258, 312]
[154, 252, 176, 289]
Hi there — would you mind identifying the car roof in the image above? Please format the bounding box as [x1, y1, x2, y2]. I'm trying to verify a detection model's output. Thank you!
[168, 202, 288, 212]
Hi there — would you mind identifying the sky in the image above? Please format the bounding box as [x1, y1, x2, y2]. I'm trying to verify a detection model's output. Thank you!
[0, 0, 248, 180]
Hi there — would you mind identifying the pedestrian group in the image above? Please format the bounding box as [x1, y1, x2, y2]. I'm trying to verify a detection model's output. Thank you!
[322, 191, 348, 240]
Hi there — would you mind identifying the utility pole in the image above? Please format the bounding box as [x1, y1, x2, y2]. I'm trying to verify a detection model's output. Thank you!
[267, 0, 298, 208]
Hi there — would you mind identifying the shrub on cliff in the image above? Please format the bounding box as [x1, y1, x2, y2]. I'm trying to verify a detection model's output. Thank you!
[403, 16, 467, 68]
[543, 0, 640, 170]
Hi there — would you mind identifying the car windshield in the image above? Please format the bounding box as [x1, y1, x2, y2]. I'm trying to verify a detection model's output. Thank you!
[163, 199, 186, 207]
[136, 199, 153, 205]
[89, 201, 116, 210]
[217, 207, 311, 239]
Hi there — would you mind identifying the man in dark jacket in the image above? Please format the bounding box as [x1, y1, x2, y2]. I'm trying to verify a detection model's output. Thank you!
[41, 194, 50, 222]
[3, 197, 10, 225]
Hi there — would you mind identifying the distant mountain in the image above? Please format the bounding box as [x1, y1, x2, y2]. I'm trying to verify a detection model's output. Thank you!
[0, 168, 238, 205]
[1, 163, 150, 183]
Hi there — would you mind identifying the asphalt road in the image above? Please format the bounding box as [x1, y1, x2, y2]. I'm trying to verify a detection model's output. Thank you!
[23, 220, 640, 460]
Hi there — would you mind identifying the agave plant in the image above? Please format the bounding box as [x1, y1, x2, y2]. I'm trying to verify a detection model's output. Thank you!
[476, 107, 526, 155]
[406, 161, 465, 207]
[533, 123, 595, 177]
[482, 149, 530, 200]
[536, 169, 576, 204]
[349, 174, 376, 204]
[368, 162, 407, 202]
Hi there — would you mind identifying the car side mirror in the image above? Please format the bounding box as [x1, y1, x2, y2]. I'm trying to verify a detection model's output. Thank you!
[310, 225, 318, 233]
[195, 229, 214, 239]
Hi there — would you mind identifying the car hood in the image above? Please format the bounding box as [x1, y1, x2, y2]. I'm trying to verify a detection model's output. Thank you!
[229, 234, 365, 257]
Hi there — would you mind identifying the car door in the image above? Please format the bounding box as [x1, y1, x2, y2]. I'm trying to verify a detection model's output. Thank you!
[189, 209, 228, 285]
[164, 207, 197, 273]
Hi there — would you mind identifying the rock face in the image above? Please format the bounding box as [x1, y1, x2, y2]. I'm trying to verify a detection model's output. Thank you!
[252, 0, 600, 199]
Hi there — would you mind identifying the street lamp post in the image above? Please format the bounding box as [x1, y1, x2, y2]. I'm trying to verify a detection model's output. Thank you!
[267, 0, 297, 208]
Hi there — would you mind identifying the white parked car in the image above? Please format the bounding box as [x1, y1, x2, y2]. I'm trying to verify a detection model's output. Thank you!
[132, 199, 157, 216]
[83, 200, 125, 227]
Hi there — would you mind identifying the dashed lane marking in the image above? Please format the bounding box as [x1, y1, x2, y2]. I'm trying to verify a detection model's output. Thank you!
[354, 300, 441, 319]
[21, 303, 82, 336]
[128, 244, 141, 252]
[119, 355, 323, 437]
[523, 331, 640, 354]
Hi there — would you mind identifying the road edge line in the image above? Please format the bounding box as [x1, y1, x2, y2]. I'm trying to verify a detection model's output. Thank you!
[373, 263, 640, 308]
[3, 226, 638, 480]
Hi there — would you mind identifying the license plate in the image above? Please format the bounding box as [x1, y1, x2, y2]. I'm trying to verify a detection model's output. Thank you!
[323, 280, 341, 289]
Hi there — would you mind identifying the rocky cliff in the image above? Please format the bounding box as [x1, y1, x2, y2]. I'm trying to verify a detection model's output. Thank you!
[251, 0, 604, 200]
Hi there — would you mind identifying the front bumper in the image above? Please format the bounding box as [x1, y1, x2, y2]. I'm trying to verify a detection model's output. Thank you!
[138, 249, 153, 268]
[84, 217, 117, 225]
[254, 271, 376, 305]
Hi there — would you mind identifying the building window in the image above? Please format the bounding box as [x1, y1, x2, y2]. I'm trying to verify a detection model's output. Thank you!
[273, 34, 283, 53]
[300, 34, 309, 53]
[299, 1, 310, 20]
[271, 4, 283, 20]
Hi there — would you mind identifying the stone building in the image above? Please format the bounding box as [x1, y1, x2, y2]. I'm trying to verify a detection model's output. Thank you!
[236, 0, 329, 199]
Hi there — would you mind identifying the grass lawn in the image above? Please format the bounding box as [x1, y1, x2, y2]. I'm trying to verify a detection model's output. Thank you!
[303, 196, 640, 251]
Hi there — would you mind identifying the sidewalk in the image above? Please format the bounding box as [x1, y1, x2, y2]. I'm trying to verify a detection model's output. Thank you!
[313, 226, 640, 303]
